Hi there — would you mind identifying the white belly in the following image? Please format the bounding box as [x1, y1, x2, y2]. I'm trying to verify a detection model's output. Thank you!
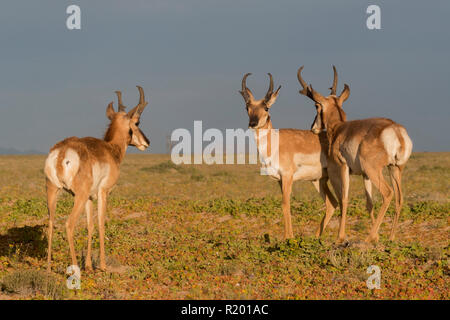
[292, 165, 323, 181]
[44, 149, 63, 188]
[292, 151, 324, 181]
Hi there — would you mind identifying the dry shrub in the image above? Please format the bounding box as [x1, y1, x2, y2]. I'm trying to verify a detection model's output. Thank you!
[1, 270, 66, 299]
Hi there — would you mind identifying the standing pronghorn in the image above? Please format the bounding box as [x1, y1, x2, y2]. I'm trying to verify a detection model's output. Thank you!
[297, 67, 412, 243]
[44, 86, 150, 271]
[239, 72, 340, 239]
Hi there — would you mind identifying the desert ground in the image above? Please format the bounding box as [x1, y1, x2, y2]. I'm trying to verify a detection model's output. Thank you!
[0, 152, 448, 299]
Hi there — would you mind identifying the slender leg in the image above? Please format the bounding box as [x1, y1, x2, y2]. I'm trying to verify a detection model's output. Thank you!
[363, 176, 375, 225]
[279, 175, 294, 239]
[364, 166, 393, 243]
[336, 165, 350, 243]
[85, 199, 94, 271]
[65, 192, 89, 268]
[46, 178, 59, 271]
[328, 167, 343, 234]
[97, 189, 108, 270]
[388, 165, 403, 240]
[313, 178, 338, 237]
[328, 162, 350, 243]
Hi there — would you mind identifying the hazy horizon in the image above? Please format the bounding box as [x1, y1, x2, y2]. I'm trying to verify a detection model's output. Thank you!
[1, 0, 449, 154]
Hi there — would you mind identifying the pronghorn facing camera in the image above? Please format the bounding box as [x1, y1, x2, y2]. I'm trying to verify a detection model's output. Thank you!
[44, 86, 150, 271]
[297, 66, 412, 243]
[239, 72, 339, 239]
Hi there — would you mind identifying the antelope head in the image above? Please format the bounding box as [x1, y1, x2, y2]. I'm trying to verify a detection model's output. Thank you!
[239, 73, 281, 129]
[297, 66, 350, 134]
[106, 86, 150, 150]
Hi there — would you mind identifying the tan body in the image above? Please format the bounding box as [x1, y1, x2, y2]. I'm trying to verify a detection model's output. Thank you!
[46, 137, 121, 196]
[298, 66, 412, 243]
[325, 117, 412, 242]
[240, 73, 340, 239]
[256, 122, 340, 238]
[255, 124, 328, 181]
[45, 86, 150, 271]
[329, 118, 411, 176]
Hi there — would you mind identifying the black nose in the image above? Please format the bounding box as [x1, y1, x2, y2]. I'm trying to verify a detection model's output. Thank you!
[249, 121, 257, 128]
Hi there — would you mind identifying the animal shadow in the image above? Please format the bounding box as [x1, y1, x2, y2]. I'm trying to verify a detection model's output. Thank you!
[0, 225, 47, 259]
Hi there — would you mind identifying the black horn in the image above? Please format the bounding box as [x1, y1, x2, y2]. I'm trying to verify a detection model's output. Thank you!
[115, 91, 126, 112]
[265, 73, 274, 100]
[297, 66, 314, 100]
[329, 65, 338, 95]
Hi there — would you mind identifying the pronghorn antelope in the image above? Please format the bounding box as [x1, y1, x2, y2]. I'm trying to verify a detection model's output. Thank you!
[44, 86, 150, 271]
[297, 66, 412, 243]
[239, 72, 339, 239]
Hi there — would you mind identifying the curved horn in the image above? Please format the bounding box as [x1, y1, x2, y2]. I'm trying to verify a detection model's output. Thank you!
[115, 91, 126, 112]
[297, 66, 314, 100]
[240, 73, 254, 102]
[265, 73, 274, 100]
[241, 73, 252, 92]
[297, 66, 308, 95]
[137, 86, 145, 105]
[329, 65, 338, 95]
[127, 86, 148, 118]
[136, 85, 147, 115]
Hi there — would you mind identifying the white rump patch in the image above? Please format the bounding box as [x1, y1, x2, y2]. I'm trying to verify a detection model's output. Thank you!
[381, 127, 412, 166]
[397, 127, 413, 166]
[44, 149, 62, 188]
[381, 128, 401, 165]
[62, 148, 80, 189]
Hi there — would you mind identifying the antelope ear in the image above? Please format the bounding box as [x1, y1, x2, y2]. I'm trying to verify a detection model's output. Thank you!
[131, 108, 142, 122]
[265, 86, 281, 107]
[127, 105, 139, 118]
[337, 84, 350, 106]
[106, 102, 115, 120]
[239, 88, 254, 104]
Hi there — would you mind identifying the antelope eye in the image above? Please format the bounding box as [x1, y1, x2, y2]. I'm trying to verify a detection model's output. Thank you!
[264, 106, 269, 112]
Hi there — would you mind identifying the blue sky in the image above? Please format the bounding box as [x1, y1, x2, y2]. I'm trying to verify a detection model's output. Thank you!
[0, 0, 449, 153]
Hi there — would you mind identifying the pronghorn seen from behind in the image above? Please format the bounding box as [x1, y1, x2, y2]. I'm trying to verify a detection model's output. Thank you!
[297, 66, 412, 243]
[239, 72, 339, 239]
[297, 66, 379, 233]
[44, 86, 150, 271]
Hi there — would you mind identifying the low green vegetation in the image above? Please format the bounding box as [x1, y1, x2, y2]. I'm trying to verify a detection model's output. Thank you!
[0, 153, 448, 299]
